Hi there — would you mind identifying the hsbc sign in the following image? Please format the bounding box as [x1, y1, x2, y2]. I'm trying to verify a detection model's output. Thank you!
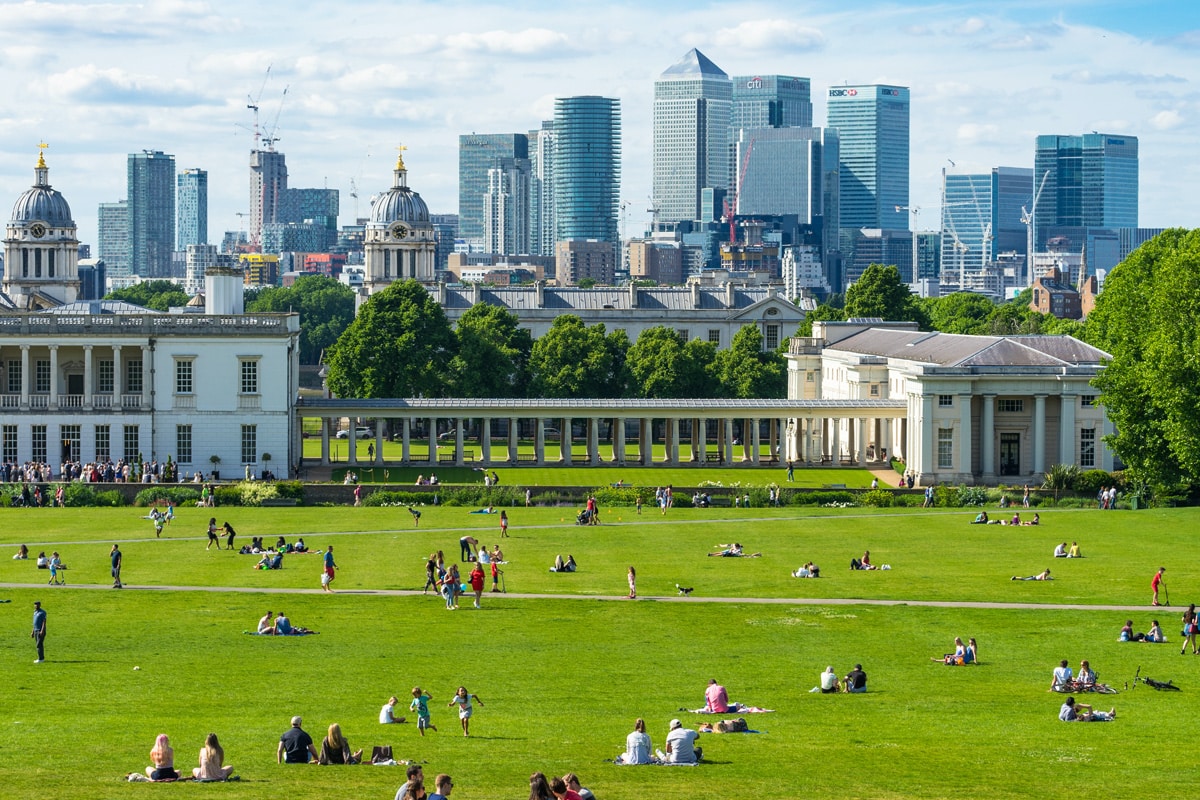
[829, 88, 858, 97]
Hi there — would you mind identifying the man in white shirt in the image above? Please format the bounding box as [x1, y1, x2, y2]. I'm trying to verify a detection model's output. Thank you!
[1050, 659, 1073, 691]
[660, 719, 701, 764]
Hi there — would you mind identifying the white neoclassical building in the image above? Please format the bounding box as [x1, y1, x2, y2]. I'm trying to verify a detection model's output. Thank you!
[786, 321, 1114, 485]
[0, 150, 302, 477]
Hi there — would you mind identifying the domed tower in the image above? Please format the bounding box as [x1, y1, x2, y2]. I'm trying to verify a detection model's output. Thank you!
[363, 147, 437, 294]
[3, 145, 80, 308]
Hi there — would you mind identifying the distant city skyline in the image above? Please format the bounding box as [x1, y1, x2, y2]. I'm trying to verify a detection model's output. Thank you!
[0, 0, 1196, 250]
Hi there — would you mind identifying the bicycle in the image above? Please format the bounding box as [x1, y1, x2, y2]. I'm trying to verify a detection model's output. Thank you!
[1058, 679, 1118, 695]
[1132, 666, 1181, 692]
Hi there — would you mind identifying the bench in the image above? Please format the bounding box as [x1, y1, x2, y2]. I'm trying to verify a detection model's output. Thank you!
[438, 451, 476, 464]
[705, 453, 723, 464]
[709, 495, 733, 507]
[760, 456, 780, 466]
[260, 498, 299, 507]
[517, 454, 539, 464]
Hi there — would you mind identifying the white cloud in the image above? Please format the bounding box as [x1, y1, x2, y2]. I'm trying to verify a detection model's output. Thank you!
[952, 17, 988, 36]
[701, 20, 825, 52]
[0, 0, 236, 38]
[443, 28, 571, 57]
[1151, 109, 1184, 130]
[48, 65, 211, 106]
[956, 123, 999, 144]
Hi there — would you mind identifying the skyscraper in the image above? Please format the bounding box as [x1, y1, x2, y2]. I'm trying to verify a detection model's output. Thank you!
[652, 49, 731, 225]
[250, 149, 287, 249]
[97, 200, 130, 277]
[1033, 133, 1138, 247]
[458, 133, 529, 246]
[826, 85, 909, 231]
[127, 150, 176, 278]
[484, 157, 531, 255]
[731, 75, 812, 130]
[735, 127, 834, 220]
[528, 121, 556, 257]
[177, 168, 208, 250]
[554, 96, 621, 244]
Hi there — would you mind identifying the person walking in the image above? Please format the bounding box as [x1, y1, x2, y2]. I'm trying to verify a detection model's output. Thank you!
[627, 566, 637, 599]
[786, 461, 795, 481]
[1181, 603, 1197, 655]
[499, 510, 509, 538]
[322, 545, 338, 592]
[31, 601, 47, 663]
[110, 544, 123, 589]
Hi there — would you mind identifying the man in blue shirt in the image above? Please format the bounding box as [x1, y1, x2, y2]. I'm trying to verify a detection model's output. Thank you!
[31, 601, 46, 663]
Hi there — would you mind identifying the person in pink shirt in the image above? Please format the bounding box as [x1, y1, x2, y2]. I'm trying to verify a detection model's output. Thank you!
[704, 679, 729, 713]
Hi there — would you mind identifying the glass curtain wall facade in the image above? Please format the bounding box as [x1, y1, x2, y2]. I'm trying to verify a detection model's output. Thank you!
[1033, 133, 1138, 248]
[554, 96, 621, 244]
[458, 134, 529, 245]
[128, 150, 176, 277]
[176, 168, 207, 250]
[652, 49, 731, 224]
[827, 85, 909, 231]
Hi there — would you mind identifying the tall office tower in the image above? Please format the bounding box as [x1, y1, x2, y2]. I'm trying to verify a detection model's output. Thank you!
[554, 96, 621, 244]
[177, 168, 208, 250]
[731, 75, 813, 129]
[458, 133, 529, 246]
[736, 127, 835, 219]
[483, 157, 531, 255]
[98, 200, 130, 277]
[528, 121, 556, 257]
[250, 149, 288, 249]
[826, 85, 909, 231]
[278, 187, 340, 250]
[652, 49, 731, 225]
[430, 213, 459, 270]
[1032, 133, 1138, 247]
[127, 150, 176, 277]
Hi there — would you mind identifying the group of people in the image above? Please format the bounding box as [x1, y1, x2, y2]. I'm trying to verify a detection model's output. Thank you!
[791, 561, 820, 578]
[708, 543, 761, 558]
[254, 610, 314, 636]
[277, 716, 363, 764]
[1119, 619, 1166, 642]
[614, 718, 701, 765]
[970, 511, 1040, 526]
[394, 764, 458, 800]
[549, 554, 577, 573]
[528, 771, 595, 800]
[399, 686, 484, 737]
[142, 733, 235, 781]
[1096, 486, 1119, 509]
[932, 637, 978, 665]
[1049, 658, 1103, 692]
[425, 548, 501, 607]
[205, 518, 237, 550]
[1052, 541, 1082, 558]
[817, 664, 868, 693]
[412, 474, 441, 486]
[144, 503, 174, 536]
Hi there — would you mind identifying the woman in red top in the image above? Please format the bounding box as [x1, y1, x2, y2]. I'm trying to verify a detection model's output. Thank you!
[469, 564, 485, 609]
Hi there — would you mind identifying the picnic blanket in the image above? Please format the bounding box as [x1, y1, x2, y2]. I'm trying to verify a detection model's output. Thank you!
[685, 705, 774, 714]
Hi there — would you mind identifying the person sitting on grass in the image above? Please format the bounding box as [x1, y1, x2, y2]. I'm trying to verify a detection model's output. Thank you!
[1120, 620, 1146, 642]
[1059, 696, 1115, 722]
[971, 511, 989, 524]
[1012, 568, 1052, 581]
[933, 637, 967, 665]
[257, 610, 275, 635]
[145, 733, 180, 780]
[657, 719, 701, 764]
[704, 679, 730, 713]
[549, 555, 577, 573]
[615, 718, 654, 765]
[843, 664, 868, 693]
[193, 733, 235, 781]
[1050, 659, 1073, 692]
[319, 723, 362, 764]
[380, 696, 406, 724]
[13, 544, 28, 559]
[819, 666, 840, 693]
[36, 551, 48, 568]
[562, 773, 594, 800]
[964, 638, 979, 664]
[1026, 513, 1041, 526]
[1053, 542, 1068, 558]
[1066, 540, 1080, 556]
[1147, 620, 1167, 643]
[1077, 660, 1098, 688]
[792, 561, 820, 578]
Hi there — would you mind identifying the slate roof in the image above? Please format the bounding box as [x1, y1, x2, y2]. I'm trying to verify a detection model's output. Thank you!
[442, 286, 802, 315]
[826, 328, 1110, 368]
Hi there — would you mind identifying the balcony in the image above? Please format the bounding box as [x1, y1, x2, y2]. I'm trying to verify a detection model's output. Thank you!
[93, 394, 114, 410]
[174, 394, 196, 410]
[121, 394, 143, 410]
[60, 394, 84, 409]
[1, 394, 18, 410]
[29, 395, 48, 410]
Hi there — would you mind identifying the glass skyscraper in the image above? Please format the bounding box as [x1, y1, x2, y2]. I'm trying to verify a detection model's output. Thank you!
[652, 49, 731, 225]
[554, 96, 621, 244]
[1033, 133, 1138, 247]
[826, 85, 909, 231]
[458, 133, 529, 245]
[730, 75, 812, 130]
[941, 167, 1033, 277]
[127, 150, 176, 277]
[97, 200, 130, 277]
[176, 168, 207, 250]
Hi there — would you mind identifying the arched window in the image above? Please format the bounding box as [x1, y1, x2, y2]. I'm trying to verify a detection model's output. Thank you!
[383, 249, 391, 278]
[22, 250, 29, 277]
[34, 249, 42, 278]
[48, 249, 55, 278]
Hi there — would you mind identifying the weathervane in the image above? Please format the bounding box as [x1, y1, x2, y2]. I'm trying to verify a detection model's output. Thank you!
[395, 144, 407, 171]
[37, 141, 49, 168]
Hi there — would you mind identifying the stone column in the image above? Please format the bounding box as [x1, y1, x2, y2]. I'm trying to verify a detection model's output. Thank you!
[320, 417, 330, 466]
[981, 395, 995, 479]
[614, 417, 626, 464]
[669, 417, 680, 465]
[831, 418, 841, 464]
[1033, 394, 1047, 476]
[374, 427, 384, 465]
[481, 417, 492, 465]
[561, 417, 573, 465]
[1059, 394, 1076, 467]
[641, 418, 653, 465]
[696, 417, 707, 463]
[48, 345, 59, 409]
[140, 345, 151, 409]
[401, 418, 411, 464]
[428, 418, 437, 467]
[83, 345, 94, 410]
[959, 395, 973, 477]
[508, 418, 519, 464]
[535, 419, 546, 465]
[857, 418, 868, 465]
[454, 418, 465, 467]
[920, 396, 935, 478]
[723, 418, 734, 464]
[112, 344, 122, 400]
[20, 345, 30, 409]
[347, 419, 358, 466]
[750, 419, 761, 465]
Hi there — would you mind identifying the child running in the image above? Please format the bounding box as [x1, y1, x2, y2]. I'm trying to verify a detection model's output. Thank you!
[447, 686, 484, 737]
[628, 565, 637, 599]
[410, 687, 436, 735]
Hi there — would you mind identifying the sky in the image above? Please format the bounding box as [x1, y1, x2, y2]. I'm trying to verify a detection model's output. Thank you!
[0, 0, 1197, 249]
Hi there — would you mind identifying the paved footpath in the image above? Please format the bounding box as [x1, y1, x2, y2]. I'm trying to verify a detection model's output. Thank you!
[0, 580, 1158, 613]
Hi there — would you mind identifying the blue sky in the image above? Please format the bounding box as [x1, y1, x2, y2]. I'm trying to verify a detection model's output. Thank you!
[0, 0, 1197, 248]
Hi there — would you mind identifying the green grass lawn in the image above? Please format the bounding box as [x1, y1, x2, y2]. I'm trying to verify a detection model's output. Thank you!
[2, 504, 1197, 799]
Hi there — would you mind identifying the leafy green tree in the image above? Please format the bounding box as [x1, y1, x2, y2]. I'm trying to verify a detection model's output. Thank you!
[1089, 229, 1200, 492]
[925, 292, 997, 334]
[449, 303, 532, 397]
[104, 280, 189, 312]
[529, 315, 623, 398]
[714, 324, 786, 398]
[626, 326, 718, 398]
[844, 264, 931, 328]
[604, 327, 633, 399]
[246, 274, 356, 365]
[325, 279, 455, 398]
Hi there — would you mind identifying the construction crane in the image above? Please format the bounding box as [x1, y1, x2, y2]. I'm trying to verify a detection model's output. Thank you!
[245, 65, 272, 150]
[895, 205, 921, 278]
[261, 85, 288, 151]
[723, 137, 756, 244]
[1021, 170, 1051, 286]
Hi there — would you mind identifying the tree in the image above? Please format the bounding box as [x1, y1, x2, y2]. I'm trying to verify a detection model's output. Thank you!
[449, 303, 532, 397]
[325, 279, 456, 398]
[713, 324, 786, 399]
[1089, 229, 1200, 492]
[626, 326, 717, 398]
[529, 315, 621, 398]
[246, 274, 356, 365]
[844, 264, 930, 329]
[925, 292, 997, 334]
[105, 280, 189, 312]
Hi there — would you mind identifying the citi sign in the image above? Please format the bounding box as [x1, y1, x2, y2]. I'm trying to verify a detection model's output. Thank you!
[829, 88, 858, 97]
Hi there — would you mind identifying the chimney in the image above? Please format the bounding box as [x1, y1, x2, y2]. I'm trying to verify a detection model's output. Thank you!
[535, 280, 545, 308]
[472, 282, 481, 305]
[436, 281, 447, 305]
[725, 281, 736, 308]
[691, 281, 700, 309]
[204, 267, 244, 315]
[629, 282, 638, 309]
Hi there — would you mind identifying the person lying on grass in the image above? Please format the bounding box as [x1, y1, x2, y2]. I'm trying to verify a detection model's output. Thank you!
[1059, 696, 1115, 722]
[708, 543, 761, 558]
[1012, 568, 1052, 581]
